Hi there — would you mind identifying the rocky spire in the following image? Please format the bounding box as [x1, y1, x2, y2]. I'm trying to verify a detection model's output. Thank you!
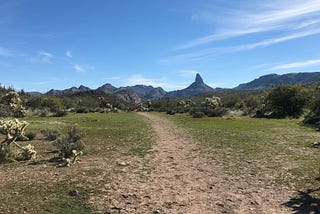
[195, 73, 204, 84]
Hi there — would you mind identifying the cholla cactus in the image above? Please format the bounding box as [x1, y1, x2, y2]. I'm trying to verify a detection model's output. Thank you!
[57, 149, 83, 167]
[0, 119, 29, 143]
[136, 103, 149, 112]
[204, 96, 221, 108]
[0, 119, 32, 161]
[15, 144, 37, 161]
[178, 99, 192, 108]
[1, 91, 27, 117]
[54, 126, 84, 162]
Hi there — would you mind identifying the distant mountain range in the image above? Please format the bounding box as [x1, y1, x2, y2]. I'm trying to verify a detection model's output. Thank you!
[29, 72, 320, 103]
[234, 72, 320, 90]
[40, 73, 213, 103]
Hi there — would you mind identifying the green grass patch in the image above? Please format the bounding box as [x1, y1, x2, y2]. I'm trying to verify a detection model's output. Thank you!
[161, 113, 320, 190]
[0, 112, 153, 213]
[26, 112, 153, 157]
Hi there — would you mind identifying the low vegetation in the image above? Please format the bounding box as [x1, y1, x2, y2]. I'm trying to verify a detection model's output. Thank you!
[164, 113, 320, 203]
[2, 82, 320, 212]
[0, 112, 153, 213]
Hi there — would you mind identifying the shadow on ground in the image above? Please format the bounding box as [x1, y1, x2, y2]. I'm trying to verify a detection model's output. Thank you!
[283, 188, 320, 213]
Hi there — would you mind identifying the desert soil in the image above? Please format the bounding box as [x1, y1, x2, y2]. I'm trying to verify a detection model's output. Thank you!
[91, 112, 293, 213]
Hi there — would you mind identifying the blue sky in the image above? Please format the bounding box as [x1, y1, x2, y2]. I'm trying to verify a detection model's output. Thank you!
[1, 0, 320, 92]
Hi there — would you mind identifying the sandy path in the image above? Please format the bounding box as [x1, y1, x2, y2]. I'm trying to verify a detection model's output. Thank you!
[92, 112, 292, 213]
[137, 112, 218, 213]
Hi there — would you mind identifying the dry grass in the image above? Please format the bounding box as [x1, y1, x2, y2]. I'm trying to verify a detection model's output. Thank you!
[0, 112, 153, 213]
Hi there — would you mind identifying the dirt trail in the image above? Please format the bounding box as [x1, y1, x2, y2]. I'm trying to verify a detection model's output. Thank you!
[92, 112, 292, 213]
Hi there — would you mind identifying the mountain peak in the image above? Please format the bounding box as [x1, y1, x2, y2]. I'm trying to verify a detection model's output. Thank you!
[164, 73, 215, 99]
[186, 73, 211, 90]
[195, 73, 204, 84]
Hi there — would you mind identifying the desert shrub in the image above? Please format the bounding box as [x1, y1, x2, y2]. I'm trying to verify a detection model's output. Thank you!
[0, 144, 13, 162]
[191, 111, 205, 118]
[189, 108, 205, 118]
[0, 106, 13, 117]
[166, 110, 176, 115]
[53, 109, 67, 117]
[41, 129, 61, 141]
[26, 132, 36, 140]
[39, 108, 50, 117]
[206, 107, 228, 117]
[267, 84, 310, 118]
[17, 131, 36, 141]
[54, 126, 85, 159]
[75, 107, 89, 113]
[303, 96, 320, 128]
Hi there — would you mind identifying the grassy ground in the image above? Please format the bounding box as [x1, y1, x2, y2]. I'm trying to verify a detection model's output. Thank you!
[0, 112, 153, 214]
[161, 113, 320, 201]
[2, 111, 320, 212]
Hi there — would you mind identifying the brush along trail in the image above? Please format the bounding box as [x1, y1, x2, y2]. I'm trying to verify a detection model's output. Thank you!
[94, 112, 292, 213]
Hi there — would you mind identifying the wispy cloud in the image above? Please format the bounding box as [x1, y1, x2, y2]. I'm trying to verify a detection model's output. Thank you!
[163, 29, 320, 64]
[73, 64, 86, 73]
[178, 70, 198, 77]
[39, 51, 53, 63]
[73, 64, 94, 73]
[227, 28, 320, 52]
[270, 59, 320, 70]
[65, 50, 72, 58]
[102, 76, 121, 80]
[177, 0, 320, 50]
[32, 80, 56, 85]
[0, 47, 14, 57]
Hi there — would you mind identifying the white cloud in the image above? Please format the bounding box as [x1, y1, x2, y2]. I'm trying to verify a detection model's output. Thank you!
[32, 80, 56, 85]
[72, 64, 94, 73]
[163, 29, 320, 64]
[208, 82, 224, 88]
[39, 51, 53, 63]
[270, 59, 320, 70]
[65, 50, 72, 58]
[0, 47, 14, 57]
[73, 64, 86, 73]
[178, 0, 320, 50]
[227, 28, 320, 52]
[102, 76, 121, 80]
[179, 70, 198, 77]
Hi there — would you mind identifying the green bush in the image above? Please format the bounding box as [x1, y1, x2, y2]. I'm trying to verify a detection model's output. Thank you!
[166, 110, 176, 115]
[0, 144, 13, 162]
[39, 109, 49, 117]
[41, 129, 61, 141]
[303, 96, 320, 128]
[267, 84, 310, 118]
[188, 108, 205, 118]
[17, 132, 36, 141]
[75, 107, 89, 113]
[54, 126, 85, 159]
[191, 111, 205, 118]
[26, 132, 36, 140]
[53, 110, 67, 117]
[206, 107, 227, 117]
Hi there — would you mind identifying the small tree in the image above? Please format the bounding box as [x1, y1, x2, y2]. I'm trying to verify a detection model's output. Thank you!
[266, 84, 310, 118]
[303, 88, 320, 127]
